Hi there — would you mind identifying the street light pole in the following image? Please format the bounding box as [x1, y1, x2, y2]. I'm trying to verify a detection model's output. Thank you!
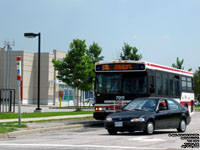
[37, 33, 41, 112]
[24, 32, 42, 112]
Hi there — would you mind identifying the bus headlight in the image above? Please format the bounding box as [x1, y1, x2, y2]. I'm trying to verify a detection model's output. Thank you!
[131, 118, 145, 122]
[106, 117, 112, 122]
[95, 107, 105, 111]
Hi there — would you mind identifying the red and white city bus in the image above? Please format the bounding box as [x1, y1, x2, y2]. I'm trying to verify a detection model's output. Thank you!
[93, 60, 194, 120]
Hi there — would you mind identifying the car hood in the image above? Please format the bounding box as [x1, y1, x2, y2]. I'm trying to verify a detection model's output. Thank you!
[108, 110, 153, 121]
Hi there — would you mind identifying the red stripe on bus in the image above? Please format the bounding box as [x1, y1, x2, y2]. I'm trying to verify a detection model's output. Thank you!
[180, 101, 192, 106]
[147, 63, 193, 75]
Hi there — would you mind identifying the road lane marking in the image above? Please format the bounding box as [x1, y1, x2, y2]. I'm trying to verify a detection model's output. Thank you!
[0, 143, 167, 149]
[128, 136, 166, 142]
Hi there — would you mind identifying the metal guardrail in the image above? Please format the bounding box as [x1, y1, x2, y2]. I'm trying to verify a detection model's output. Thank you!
[0, 89, 15, 113]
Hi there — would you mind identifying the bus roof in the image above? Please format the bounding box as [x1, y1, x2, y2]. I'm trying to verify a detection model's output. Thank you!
[95, 60, 193, 77]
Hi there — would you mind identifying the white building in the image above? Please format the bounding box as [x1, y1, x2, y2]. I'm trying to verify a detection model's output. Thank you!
[0, 48, 75, 105]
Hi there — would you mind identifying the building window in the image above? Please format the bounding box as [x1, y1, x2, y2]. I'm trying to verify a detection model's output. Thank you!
[59, 84, 74, 101]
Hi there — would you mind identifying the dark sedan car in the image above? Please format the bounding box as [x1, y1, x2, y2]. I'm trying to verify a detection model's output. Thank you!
[104, 97, 191, 135]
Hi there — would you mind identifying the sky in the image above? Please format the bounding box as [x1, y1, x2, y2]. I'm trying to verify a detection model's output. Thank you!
[0, 0, 200, 71]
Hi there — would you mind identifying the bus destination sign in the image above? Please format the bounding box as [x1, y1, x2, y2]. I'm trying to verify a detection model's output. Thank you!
[96, 63, 145, 71]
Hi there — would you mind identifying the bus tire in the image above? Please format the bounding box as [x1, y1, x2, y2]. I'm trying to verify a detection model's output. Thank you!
[177, 119, 186, 132]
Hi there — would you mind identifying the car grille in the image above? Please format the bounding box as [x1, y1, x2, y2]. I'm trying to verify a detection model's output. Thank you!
[112, 117, 132, 121]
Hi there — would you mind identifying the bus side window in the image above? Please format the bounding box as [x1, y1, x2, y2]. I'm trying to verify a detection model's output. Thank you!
[192, 78, 194, 91]
[156, 72, 162, 95]
[163, 74, 169, 96]
[175, 75, 180, 97]
[169, 79, 174, 96]
[149, 75, 155, 93]
[181, 76, 187, 91]
[187, 77, 192, 91]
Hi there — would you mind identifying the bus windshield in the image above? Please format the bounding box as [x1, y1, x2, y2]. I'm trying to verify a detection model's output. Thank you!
[96, 73, 147, 94]
[123, 98, 158, 112]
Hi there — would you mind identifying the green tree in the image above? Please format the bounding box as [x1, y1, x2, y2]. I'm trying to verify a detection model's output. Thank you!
[53, 39, 94, 91]
[88, 42, 104, 64]
[52, 39, 104, 109]
[52, 39, 95, 110]
[194, 67, 200, 98]
[172, 57, 184, 70]
[120, 43, 142, 60]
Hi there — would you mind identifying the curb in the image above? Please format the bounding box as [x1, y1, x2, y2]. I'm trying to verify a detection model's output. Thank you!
[0, 134, 8, 139]
[0, 120, 103, 140]
[0, 124, 84, 139]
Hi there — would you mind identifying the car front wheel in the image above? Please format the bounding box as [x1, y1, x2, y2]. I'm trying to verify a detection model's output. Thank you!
[107, 129, 117, 135]
[177, 119, 186, 132]
[144, 121, 154, 135]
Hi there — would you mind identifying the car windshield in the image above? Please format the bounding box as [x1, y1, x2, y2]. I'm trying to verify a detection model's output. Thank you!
[123, 99, 158, 112]
[96, 73, 147, 94]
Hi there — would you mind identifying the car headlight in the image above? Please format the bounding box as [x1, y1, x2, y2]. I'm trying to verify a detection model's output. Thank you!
[130, 118, 145, 122]
[106, 117, 112, 122]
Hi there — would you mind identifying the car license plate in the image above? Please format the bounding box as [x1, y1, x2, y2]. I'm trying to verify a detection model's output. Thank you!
[115, 122, 123, 127]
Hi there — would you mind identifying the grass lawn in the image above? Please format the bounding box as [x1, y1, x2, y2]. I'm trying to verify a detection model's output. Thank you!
[0, 122, 27, 133]
[0, 111, 94, 120]
[195, 105, 200, 111]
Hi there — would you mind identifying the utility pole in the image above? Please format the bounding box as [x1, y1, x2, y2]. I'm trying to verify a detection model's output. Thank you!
[4, 41, 15, 89]
[3, 41, 15, 113]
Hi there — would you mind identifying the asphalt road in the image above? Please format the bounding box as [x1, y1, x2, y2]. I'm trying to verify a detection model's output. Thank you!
[0, 112, 199, 150]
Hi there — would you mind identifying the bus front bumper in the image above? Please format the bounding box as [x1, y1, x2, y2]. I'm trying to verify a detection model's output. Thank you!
[93, 112, 112, 120]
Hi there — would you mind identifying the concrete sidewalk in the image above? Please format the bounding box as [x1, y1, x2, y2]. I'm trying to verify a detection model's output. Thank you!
[14, 105, 90, 113]
[0, 116, 102, 140]
[0, 105, 97, 139]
